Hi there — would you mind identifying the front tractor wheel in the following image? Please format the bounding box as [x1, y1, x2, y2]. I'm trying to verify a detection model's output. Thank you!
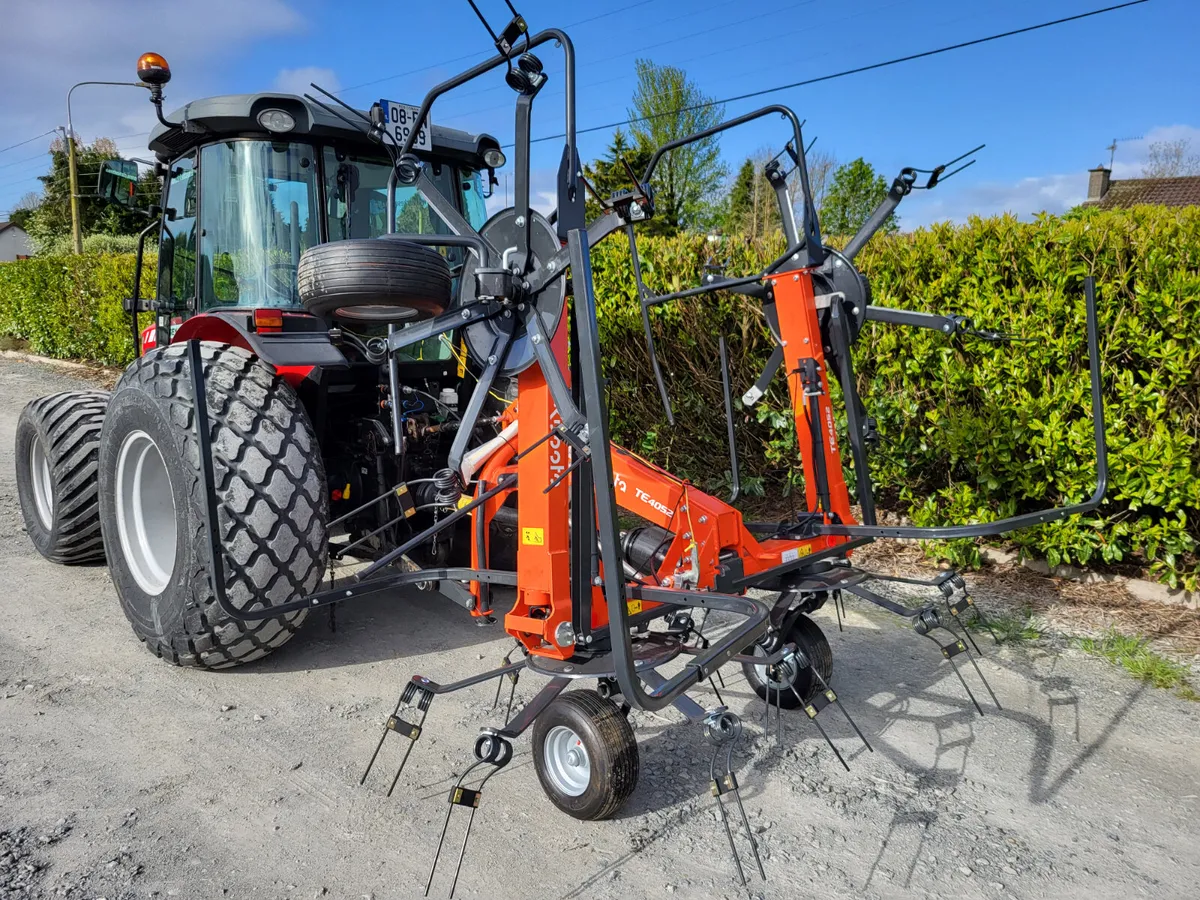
[532, 690, 639, 820]
[98, 342, 328, 669]
[15, 391, 110, 564]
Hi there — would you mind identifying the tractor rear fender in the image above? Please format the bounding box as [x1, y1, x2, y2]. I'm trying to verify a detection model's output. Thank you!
[166, 310, 349, 388]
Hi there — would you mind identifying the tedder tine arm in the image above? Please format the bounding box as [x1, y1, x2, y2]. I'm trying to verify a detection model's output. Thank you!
[447, 317, 514, 476]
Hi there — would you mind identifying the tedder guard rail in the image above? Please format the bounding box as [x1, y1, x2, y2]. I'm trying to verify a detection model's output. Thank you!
[821, 275, 1108, 540]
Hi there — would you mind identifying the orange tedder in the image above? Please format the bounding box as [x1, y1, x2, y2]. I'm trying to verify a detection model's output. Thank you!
[172, 4, 1107, 893]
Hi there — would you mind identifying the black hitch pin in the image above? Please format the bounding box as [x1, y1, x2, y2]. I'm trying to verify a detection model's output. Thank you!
[914, 609, 1001, 715]
[424, 733, 513, 898]
[785, 647, 872, 771]
[703, 709, 765, 886]
[939, 573, 1000, 649]
[361, 680, 435, 796]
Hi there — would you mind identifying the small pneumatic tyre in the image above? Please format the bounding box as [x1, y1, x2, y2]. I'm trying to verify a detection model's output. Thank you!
[742, 613, 833, 709]
[532, 690, 639, 820]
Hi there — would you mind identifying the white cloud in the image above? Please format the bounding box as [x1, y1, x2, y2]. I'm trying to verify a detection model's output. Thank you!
[485, 167, 559, 218]
[273, 67, 340, 96]
[903, 123, 1200, 227]
[0, 0, 305, 209]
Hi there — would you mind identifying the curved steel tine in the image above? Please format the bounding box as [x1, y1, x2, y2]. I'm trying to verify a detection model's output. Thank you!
[809, 664, 872, 753]
[709, 743, 745, 887]
[790, 682, 849, 772]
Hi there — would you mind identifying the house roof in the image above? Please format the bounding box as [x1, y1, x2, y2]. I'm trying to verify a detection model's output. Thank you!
[1085, 175, 1200, 209]
[0, 221, 19, 234]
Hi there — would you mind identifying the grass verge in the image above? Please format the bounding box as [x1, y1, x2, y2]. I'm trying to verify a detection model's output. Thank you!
[984, 606, 1042, 645]
[1075, 629, 1199, 700]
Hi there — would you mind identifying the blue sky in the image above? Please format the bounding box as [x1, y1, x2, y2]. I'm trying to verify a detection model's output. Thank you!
[2, 0, 1197, 226]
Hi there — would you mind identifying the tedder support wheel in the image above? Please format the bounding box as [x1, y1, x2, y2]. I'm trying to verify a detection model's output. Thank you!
[97, 342, 328, 669]
[532, 690, 639, 820]
[743, 613, 833, 709]
[15, 391, 110, 564]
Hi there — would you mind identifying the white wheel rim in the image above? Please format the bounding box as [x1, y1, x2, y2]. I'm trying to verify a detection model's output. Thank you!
[543, 725, 591, 797]
[29, 438, 54, 530]
[115, 430, 177, 595]
[754, 645, 799, 690]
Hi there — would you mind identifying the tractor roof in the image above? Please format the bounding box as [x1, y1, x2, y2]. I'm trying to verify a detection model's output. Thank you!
[148, 93, 500, 168]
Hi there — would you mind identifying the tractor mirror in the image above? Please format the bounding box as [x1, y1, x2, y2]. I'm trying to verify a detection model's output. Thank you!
[97, 159, 140, 208]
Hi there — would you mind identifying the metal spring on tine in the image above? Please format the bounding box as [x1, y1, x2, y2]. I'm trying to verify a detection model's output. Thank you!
[424, 734, 513, 898]
[915, 609, 1001, 716]
[360, 681, 435, 797]
[704, 709, 765, 886]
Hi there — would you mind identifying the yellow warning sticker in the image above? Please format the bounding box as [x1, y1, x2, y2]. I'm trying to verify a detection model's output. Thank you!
[521, 527, 545, 546]
[627, 599, 643, 615]
[457, 338, 468, 378]
[781, 545, 814, 564]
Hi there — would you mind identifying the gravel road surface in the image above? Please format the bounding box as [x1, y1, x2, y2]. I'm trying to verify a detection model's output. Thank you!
[1, 357, 1198, 900]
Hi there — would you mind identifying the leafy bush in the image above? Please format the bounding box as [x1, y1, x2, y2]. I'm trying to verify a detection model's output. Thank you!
[589, 207, 1200, 590]
[36, 232, 153, 257]
[0, 252, 155, 366]
[0, 207, 1196, 588]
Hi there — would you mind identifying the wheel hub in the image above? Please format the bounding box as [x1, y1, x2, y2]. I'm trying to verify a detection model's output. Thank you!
[29, 438, 54, 530]
[543, 725, 591, 797]
[114, 430, 178, 595]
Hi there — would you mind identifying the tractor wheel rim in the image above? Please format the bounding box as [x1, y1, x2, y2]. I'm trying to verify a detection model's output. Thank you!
[543, 725, 590, 797]
[115, 430, 177, 595]
[29, 438, 54, 530]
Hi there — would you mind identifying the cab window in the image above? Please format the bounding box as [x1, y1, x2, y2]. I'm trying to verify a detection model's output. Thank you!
[158, 154, 197, 309]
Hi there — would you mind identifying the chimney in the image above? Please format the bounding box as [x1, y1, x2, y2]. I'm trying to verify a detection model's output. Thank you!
[1088, 166, 1111, 201]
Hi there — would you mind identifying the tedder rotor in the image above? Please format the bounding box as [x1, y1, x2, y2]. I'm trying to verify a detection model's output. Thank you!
[14, 2, 1108, 893]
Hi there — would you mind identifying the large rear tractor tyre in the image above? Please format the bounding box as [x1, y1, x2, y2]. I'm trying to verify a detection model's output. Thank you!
[98, 343, 328, 669]
[532, 690, 639, 821]
[743, 613, 833, 709]
[15, 391, 110, 564]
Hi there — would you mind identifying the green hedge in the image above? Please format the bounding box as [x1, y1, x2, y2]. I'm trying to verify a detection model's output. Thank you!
[0, 253, 155, 366]
[1, 207, 1197, 588]
[589, 207, 1200, 590]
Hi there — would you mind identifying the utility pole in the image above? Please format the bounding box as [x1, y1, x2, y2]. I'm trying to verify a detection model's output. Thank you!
[62, 127, 83, 255]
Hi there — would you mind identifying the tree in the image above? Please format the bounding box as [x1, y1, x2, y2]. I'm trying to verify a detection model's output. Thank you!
[1142, 139, 1200, 178]
[819, 157, 896, 238]
[8, 192, 42, 231]
[23, 136, 159, 253]
[627, 59, 727, 235]
[582, 128, 653, 222]
[804, 149, 837, 215]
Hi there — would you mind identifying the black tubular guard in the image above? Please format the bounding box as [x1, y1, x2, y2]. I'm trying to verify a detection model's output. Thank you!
[821, 276, 1108, 540]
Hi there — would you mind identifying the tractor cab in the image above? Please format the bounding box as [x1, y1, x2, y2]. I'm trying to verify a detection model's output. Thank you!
[133, 92, 501, 366]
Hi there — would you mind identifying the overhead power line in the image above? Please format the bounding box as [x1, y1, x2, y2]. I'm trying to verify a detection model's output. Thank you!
[0, 130, 56, 157]
[339, 0, 665, 94]
[520, 0, 1151, 146]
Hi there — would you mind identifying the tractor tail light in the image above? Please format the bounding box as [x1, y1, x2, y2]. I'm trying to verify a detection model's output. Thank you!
[254, 308, 283, 333]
